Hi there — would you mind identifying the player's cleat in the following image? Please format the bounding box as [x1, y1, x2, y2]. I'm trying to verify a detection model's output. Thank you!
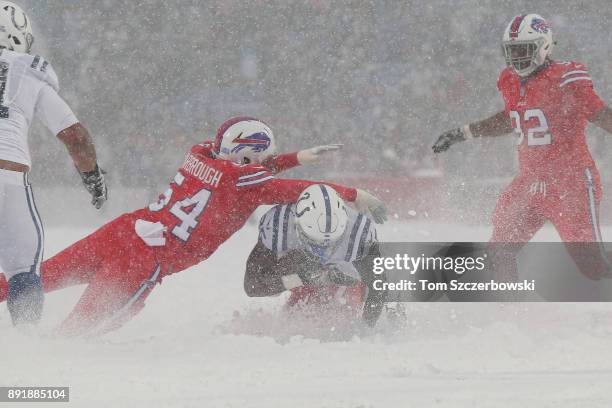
[79, 164, 107, 209]
[6, 271, 43, 325]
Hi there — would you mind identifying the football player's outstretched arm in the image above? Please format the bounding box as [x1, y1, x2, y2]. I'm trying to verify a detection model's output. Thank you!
[253, 178, 387, 223]
[590, 106, 612, 134]
[433, 111, 513, 153]
[57, 123, 108, 209]
[262, 144, 343, 173]
[254, 178, 357, 205]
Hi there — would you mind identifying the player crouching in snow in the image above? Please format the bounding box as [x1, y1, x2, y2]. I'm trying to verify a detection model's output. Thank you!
[0, 116, 387, 336]
[244, 184, 387, 327]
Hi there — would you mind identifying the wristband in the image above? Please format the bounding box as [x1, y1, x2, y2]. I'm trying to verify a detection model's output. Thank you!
[462, 124, 474, 140]
[79, 164, 101, 179]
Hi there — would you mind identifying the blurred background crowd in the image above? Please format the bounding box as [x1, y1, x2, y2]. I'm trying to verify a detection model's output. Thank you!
[17, 0, 612, 223]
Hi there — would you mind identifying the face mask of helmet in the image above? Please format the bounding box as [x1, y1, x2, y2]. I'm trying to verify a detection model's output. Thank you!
[504, 42, 538, 72]
[296, 223, 340, 261]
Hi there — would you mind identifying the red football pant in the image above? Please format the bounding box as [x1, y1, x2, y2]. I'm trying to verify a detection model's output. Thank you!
[41, 213, 161, 336]
[490, 167, 610, 280]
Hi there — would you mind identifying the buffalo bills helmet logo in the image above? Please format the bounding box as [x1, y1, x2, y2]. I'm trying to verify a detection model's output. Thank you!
[230, 132, 271, 154]
[531, 18, 550, 33]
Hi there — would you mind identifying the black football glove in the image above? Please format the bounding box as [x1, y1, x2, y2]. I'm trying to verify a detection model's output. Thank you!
[79, 164, 108, 209]
[324, 265, 360, 286]
[297, 267, 330, 287]
[432, 127, 468, 153]
[297, 264, 360, 287]
[287, 250, 324, 286]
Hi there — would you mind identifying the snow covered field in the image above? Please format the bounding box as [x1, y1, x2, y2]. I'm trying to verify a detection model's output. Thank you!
[1, 221, 612, 407]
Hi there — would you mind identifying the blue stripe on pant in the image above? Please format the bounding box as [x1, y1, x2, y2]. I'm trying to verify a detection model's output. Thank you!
[6, 173, 44, 325]
[23, 173, 44, 275]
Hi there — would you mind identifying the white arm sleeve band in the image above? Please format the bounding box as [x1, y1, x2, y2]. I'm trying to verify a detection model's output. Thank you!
[35, 85, 79, 135]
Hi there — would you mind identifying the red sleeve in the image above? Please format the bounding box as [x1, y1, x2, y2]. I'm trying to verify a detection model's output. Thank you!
[560, 63, 605, 120]
[569, 82, 605, 120]
[250, 179, 357, 206]
[261, 152, 300, 173]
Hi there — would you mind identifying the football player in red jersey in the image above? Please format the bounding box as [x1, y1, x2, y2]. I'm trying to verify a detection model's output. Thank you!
[433, 14, 612, 280]
[0, 116, 387, 336]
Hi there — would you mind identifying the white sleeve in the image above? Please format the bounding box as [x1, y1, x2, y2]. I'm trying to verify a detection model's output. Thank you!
[27, 55, 60, 91]
[35, 84, 79, 135]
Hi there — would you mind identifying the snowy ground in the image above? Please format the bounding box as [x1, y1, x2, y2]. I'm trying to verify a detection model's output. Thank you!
[1, 220, 612, 407]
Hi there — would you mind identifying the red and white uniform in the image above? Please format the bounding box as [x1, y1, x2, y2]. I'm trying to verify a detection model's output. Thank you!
[0, 142, 357, 335]
[492, 61, 609, 278]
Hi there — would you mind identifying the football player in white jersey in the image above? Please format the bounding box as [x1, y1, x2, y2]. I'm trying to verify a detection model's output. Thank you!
[244, 184, 387, 327]
[0, 2, 107, 326]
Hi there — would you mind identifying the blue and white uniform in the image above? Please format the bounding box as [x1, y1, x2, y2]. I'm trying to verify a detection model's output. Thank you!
[258, 204, 377, 281]
[0, 50, 78, 322]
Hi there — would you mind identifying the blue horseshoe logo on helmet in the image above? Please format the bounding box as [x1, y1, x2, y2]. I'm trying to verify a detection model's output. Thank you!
[5, 5, 28, 31]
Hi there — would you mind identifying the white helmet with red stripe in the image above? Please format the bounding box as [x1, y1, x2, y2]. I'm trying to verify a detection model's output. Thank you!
[295, 184, 349, 257]
[214, 116, 276, 164]
[503, 14, 554, 77]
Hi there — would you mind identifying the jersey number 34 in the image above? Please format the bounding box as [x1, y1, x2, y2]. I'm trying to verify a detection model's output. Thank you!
[149, 172, 212, 241]
[510, 109, 551, 146]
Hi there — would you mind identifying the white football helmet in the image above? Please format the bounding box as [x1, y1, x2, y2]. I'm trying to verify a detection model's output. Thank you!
[502, 14, 553, 77]
[0, 1, 33, 54]
[295, 184, 349, 257]
[214, 116, 276, 164]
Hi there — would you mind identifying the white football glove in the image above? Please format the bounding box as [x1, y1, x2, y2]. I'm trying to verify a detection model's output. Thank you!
[297, 144, 343, 164]
[354, 189, 388, 224]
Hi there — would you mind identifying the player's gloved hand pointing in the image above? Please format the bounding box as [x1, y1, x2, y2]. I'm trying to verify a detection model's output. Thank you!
[354, 189, 388, 224]
[297, 144, 343, 164]
[79, 164, 108, 209]
[432, 127, 469, 153]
